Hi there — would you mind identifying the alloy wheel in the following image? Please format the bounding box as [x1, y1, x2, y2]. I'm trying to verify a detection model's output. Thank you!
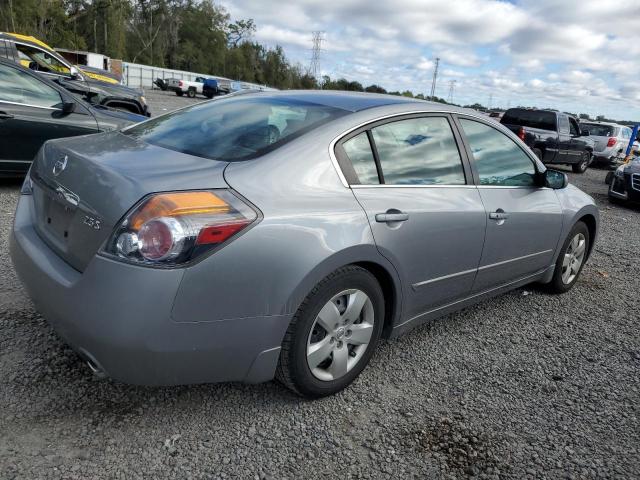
[306, 289, 375, 381]
[561, 233, 586, 284]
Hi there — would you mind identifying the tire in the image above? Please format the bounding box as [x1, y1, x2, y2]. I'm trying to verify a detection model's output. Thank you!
[187, 88, 196, 98]
[572, 152, 590, 173]
[545, 221, 590, 294]
[176, 91, 183, 97]
[276, 265, 385, 398]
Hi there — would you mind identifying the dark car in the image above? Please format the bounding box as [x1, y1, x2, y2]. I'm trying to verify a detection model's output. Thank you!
[0, 33, 150, 116]
[501, 108, 594, 173]
[606, 152, 640, 204]
[0, 59, 146, 176]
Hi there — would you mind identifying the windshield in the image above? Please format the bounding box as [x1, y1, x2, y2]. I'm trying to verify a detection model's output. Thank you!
[501, 109, 556, 131]
[580, 124, 616, 137]
[124, 96, 347, 161]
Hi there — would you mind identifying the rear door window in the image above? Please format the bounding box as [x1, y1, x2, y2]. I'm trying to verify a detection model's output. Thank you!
[558, 115, 570, 134]
[342, 132, 380, 184]
[369, 117, 466, 185]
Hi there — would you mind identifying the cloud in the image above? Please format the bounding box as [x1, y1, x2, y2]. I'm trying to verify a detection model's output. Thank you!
[219, 0, 640, 119]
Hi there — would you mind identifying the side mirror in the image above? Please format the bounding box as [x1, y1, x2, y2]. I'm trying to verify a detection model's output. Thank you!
[544, 169, 568, 189]
[69, 66, 80, 80]
[61, 102, 76, 114]
[580, 130, 590, 136]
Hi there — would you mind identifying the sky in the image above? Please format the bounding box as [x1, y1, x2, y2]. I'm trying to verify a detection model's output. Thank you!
[219, 0, 640, 121]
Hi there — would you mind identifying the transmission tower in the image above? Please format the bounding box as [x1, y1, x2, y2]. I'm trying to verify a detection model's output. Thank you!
[429, 57, 440, 100]
[310, 31, 324, 83]
[447, 80, 457, 103]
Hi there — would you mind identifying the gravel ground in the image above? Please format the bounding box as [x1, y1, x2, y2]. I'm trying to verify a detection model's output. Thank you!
[1, 92, 639, 479]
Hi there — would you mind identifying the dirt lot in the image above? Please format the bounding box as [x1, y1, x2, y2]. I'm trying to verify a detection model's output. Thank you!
[1, 91, 639, 479]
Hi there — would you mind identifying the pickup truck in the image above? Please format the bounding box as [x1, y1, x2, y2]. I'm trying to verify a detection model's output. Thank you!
[202, 78, 231, 98]
[167, 77, 206, 98]
[500, 108, 594, 173]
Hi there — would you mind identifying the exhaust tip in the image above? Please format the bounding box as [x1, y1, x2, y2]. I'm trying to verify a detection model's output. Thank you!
[85, 358, 107, 379]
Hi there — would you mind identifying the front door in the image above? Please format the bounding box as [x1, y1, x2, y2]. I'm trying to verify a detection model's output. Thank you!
[335, 114, 486, 321]
[456, 117, 564, 292]
[0, 63, 97, 174]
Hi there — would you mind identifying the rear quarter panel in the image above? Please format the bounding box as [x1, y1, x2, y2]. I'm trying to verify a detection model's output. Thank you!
[170, 112, 405, 325]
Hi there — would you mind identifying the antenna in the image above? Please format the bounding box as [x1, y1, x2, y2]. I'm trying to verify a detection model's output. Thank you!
[310, 31, 324, 85]
[447, 80, 457, 103]
[429, 57, 440, 100]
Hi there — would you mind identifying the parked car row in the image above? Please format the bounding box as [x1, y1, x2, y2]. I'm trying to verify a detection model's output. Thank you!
[0, 32, 150, 117]
[157, 76, 231, 99]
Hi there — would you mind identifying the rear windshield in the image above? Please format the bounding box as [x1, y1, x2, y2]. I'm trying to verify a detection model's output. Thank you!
[580, 123, 616, 137]
[124, 95, 347, 161]
[501, 109, 557, 131]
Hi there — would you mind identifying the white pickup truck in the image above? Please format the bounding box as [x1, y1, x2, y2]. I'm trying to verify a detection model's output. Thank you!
[166, 77, 206, 98]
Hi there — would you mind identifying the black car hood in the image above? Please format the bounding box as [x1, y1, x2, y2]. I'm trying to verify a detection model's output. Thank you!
[60, 78, 143, 101]
[623, 158, 640, 174]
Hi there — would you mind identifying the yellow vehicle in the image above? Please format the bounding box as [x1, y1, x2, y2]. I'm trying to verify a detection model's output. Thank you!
[0, 32, 120, 84]
[0, 32, 150, 116]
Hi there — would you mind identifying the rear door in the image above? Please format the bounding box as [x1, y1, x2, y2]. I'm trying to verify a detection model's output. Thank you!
[568, 116, 588, 161]
[455, 116, 563, 292]
[0, 62, 98, 173]
[335, 114, 486, 321]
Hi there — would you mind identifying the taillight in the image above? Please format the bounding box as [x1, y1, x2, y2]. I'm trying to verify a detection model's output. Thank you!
[517, 127, 526, 141]
[607, 137, 617, 147]
[105, 190, 258, 266]
[178, 80, 183, 87]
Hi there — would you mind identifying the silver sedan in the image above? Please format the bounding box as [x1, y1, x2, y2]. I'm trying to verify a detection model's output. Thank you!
[10, 91, 598, 397]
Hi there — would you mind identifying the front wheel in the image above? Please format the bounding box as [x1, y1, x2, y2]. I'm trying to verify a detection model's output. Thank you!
[546, 221, 590, 294]
[276, 266, 385, 398]
[572, 152, 590, 173]
[187, 89, 196, 98]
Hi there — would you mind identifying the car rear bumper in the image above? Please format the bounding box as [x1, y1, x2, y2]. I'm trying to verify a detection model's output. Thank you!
[10, 194, 290, 386]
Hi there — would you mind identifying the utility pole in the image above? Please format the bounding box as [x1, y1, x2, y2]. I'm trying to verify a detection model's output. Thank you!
[429, 57, 440, 100]
[447, 80, 457, 104]
[488, 93, 493, 110]
[310, 31, 324, 86]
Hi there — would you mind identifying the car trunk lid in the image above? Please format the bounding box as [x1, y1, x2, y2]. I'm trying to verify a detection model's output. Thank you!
[30, 132, 229, 272]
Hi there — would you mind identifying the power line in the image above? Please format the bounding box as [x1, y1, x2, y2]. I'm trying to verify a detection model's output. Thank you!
[447, 80, 457, 103]
[429, 57, 440, 100]
[310, 31, 324, 83]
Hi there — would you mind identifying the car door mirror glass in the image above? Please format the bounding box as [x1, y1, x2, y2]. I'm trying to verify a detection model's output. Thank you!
[545, 169, 568, 189]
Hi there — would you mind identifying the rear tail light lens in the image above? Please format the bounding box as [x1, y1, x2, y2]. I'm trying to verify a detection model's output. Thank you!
[607, 137, 617, 147]
[517, 127, 526, 141]
[178, 80, 183, 87]
[105, 190, 258, 266]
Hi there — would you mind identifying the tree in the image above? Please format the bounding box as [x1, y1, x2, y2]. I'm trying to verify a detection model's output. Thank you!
[227, 19, 255, 47]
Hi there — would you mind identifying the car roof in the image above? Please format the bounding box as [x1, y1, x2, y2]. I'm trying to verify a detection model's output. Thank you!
[234, 89, 460, 113]
[580, 120, 623, 128]
[0, 32, 55, 51]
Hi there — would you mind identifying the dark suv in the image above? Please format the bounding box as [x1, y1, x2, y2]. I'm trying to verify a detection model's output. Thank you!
[501, 108, 594, 173]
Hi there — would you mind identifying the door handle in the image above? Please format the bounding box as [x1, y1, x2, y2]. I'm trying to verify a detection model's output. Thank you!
[375, 212, 409, 223]
[489, 210, 510, 220]
[0, 112, 14, 120]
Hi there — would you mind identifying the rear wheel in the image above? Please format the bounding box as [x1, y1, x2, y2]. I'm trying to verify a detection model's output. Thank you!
[276, 266, 384, 398]
[532, 148, 543, 160]
[572, 152, 590, 173]
[546, 221, 589, 294]
[176, 91, 183, 97]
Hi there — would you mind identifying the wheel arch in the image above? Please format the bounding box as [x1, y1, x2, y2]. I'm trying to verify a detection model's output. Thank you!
[103, 99, 142, 114]
[284, 246, 404, 338]
[577, 213, 597, 259]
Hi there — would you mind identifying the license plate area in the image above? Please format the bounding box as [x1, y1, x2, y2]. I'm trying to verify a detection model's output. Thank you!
[44, 196, 75, 241]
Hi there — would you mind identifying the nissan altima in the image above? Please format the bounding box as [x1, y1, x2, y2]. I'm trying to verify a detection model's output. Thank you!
[10, 91, 598, 397]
